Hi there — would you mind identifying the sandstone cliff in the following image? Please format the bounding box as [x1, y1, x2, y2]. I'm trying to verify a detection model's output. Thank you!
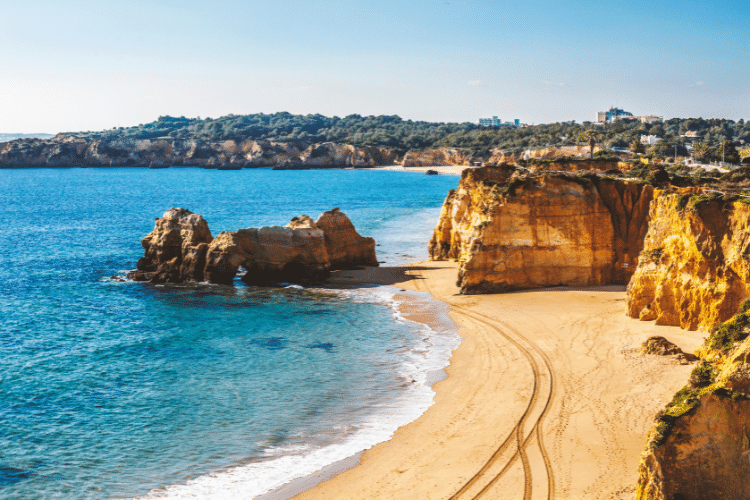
[429, 165, 654, 293]
[627, 192, 750, 330]
[0, 135, 397, 169]
[401, 148, 471, 168]
[129, 207, 377, 285]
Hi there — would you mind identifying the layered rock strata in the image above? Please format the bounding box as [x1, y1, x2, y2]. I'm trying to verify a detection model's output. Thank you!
[129, 207, 377, 285]
[429, 165, 654, 293]
[627, 193, 750, 330]
[401, 148, 471, 168]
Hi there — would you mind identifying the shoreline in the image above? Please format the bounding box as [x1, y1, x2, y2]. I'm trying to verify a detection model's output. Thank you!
[270, 261, 705, 500]
[252, 274, 461, 500]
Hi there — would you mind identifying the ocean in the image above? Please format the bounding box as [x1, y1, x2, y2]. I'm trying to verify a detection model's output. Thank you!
[0, 167, 460, 500]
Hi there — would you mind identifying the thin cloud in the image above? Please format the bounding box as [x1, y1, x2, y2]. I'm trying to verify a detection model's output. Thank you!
[542, 80, 565, 87]
[467, 80, 487, 87]
[688, 81, 705, 88]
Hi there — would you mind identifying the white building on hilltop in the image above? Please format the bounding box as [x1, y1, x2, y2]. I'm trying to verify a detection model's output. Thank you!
[641, 135, 661, 146]
[479, 116, 520, 128]
[597, 108, 664, 124]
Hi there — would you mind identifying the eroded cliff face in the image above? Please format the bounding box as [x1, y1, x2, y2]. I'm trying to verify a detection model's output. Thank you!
[401, 148, 471, 168]
[636, 315, 750, 500]
[429, 165, 654, 293]
[131, 208, 213, 283]
[627, 193, 750, 330]
[129, 207, 377, 285]
[0, 135, 397, 168]
[637, 393, 750, 500]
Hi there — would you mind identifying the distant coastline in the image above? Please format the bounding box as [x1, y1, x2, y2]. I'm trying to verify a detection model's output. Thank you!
[4, 112, 746, 170]
[0, 132, 55, 142]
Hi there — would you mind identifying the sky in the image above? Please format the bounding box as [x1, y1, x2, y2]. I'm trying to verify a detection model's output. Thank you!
[2, 0, 749, 133]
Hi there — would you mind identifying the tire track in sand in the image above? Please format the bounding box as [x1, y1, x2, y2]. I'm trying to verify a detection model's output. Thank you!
[409, 272, 556, 499]
[451, 306, 556, 500]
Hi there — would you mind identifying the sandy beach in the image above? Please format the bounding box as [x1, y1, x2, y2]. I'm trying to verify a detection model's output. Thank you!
[277, 260, 704, 500]
[373, 165, 474, 175]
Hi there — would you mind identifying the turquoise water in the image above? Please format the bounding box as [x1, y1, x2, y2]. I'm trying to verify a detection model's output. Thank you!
[0, 168, 459, 499]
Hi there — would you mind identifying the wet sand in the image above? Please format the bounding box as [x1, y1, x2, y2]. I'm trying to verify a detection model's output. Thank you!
[283, 261, 703, 500]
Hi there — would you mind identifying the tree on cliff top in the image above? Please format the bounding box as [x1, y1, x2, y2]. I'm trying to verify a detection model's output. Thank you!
[717, 140, 741, 164]
[579, 130, 599, 158]
[630, 138, 645, 154]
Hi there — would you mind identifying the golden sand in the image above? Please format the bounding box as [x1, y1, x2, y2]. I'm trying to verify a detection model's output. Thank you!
[287, 261, 703, 500]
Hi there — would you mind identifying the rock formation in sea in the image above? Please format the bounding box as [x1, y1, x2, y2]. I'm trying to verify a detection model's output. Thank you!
[129, 207, 377, 285]
[130, 208, 213, 284]
[428, 164, 654, 294]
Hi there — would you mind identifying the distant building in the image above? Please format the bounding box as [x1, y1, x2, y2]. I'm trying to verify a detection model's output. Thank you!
[597, 108, 664, 124]
[597, 107, 634, 123]
[479, 116, 519, 128]
[681, 130, 699, 140]
[639, 115, 664, 124]
[641, 135, 661, 146]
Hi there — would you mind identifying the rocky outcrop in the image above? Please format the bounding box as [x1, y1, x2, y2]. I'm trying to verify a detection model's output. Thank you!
[129, 208, 213, 283]
[402, 148, 471, 168]
[626, 193, 750, 330]
[314, 208, 378, 269]
[637, 392, 750, 500]
[204, 225, 331, 285]
[129, 208, 377, 285]
[0, 135, 397, 169]
[429, 165, 654, 293]
[298, 142, 397, 168]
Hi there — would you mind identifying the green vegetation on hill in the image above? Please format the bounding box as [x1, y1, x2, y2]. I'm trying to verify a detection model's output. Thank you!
[71, 113, 750, 158]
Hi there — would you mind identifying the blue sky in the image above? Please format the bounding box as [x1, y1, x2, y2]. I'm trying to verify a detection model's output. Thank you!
[2, 0, 749, 133]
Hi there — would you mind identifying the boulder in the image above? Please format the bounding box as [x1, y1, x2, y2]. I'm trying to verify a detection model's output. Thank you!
[640, 336, 684, 356]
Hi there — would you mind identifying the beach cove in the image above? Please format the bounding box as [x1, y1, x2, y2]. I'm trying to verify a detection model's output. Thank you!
[0, 165, 711, 499]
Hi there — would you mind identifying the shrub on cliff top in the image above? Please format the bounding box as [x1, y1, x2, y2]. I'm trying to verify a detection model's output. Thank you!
[651, 386, 704, 447]
[706, 310, 750, 353]
[689, 360, 716, 388]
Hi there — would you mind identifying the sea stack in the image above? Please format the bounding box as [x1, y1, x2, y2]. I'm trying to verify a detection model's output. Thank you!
[129, 207, 377, 285]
